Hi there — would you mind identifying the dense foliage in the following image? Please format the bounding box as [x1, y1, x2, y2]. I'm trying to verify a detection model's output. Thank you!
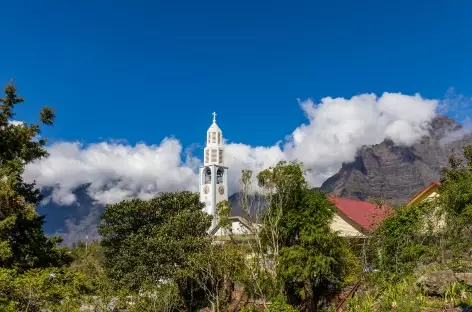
[229, 161, 360, 311]
[3, 80, 472, 311]
[99, 191, 213, 310]
[346, 145, 472, 311]
[0, 82, 90, 311]
[260, 162, 358, 310]
[0, 83, 69, 272]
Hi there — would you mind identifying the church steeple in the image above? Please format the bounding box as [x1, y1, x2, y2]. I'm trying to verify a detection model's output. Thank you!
[199, 112, 228, 230]
[204, 112, 224, 166]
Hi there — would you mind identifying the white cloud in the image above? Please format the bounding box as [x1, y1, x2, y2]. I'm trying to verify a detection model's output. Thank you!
[283, 92, 437, 185]
[8, 120, 24, 126]
[24, 139, 198, 205]
[24, 92, 440, 205]
[439, 117, 472, 146]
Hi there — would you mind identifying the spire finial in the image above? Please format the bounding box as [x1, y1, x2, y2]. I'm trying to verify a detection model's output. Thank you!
[212, 111, 217, 123]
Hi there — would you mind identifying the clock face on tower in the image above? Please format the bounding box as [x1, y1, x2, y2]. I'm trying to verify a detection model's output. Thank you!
[218, 185, 225, 195]
[204, 185, 209, 194]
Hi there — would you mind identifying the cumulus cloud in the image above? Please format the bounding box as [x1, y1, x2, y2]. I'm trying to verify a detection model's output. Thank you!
[284, 93, 437, 185]
[24, 92, 440, 206]
[25, 139, 199, 205]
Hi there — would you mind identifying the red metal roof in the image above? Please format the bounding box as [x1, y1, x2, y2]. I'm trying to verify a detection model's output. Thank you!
[328, 196, 391, 233]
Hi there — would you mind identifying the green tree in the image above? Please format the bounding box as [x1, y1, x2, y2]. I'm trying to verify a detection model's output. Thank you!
[99, 191, 212, 311]
[439, 146, 472, 225]
[368, 201, 436, 276]
[68, 240, 113, 296]
[232, 161, 357, 311]
[0, 82, 69, 271]
[437, 145, 472, 257]
[186, 243, 245, 312]
[257, 161, 356, 311]
[0, 267, 94, 312]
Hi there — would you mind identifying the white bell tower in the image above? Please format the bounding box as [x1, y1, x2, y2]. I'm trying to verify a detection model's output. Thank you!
[199, 112, 228, 229]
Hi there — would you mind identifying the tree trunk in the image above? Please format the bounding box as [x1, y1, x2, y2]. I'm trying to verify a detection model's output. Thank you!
[303, 279, 316, 312]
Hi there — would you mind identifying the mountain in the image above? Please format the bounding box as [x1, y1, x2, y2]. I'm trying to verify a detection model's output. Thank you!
[37, 184, 102, 245]
[37, 116, 471, 244]
[228, 192, 266, 218]
[319, 116, 472, 206]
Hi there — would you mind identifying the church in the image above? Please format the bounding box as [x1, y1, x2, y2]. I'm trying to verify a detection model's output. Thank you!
[199, 113, 391, 239]
[199, 112, 229, 231]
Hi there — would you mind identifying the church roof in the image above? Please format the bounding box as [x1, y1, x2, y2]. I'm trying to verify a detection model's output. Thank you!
[207, 112, 222, 132]
[328, 196, 391, 233]
[207, 121, 221, 132]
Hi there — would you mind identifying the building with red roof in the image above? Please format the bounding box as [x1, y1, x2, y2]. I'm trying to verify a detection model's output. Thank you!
[328, 196, 391, 237]
[211, 195, 393, 240]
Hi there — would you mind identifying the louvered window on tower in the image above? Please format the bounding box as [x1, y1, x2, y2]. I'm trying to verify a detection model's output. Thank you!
[205, 149, 209, 163]
[204, 168, 211, 184]
[211, 149, 217, 163]
[212, 132, 216, 143]
[219, 149, 223, 164]
[218, 132, 221, 144]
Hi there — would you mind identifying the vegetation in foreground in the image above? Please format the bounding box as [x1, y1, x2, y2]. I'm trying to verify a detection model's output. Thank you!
[1, 81, 472, 311]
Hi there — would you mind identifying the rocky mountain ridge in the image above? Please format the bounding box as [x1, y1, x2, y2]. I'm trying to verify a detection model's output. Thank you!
[319, 116, 472, 206]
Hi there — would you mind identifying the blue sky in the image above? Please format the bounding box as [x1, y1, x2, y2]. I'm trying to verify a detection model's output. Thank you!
[1, 0, 470, 149]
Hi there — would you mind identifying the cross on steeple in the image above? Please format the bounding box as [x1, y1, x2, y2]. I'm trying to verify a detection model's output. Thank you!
[212, 112, 217, 123]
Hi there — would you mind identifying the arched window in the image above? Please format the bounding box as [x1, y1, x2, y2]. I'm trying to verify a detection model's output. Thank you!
[204, 167, 211, 184]
[217, 168, 224, 184]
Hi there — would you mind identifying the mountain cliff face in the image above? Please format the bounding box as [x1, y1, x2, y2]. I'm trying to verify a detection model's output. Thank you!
[319, 116, 472, 206]
[38, 184, 102, 245]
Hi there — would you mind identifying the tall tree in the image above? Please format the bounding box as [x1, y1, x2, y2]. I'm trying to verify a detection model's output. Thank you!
[257, 161, 356, 311]
[99, 191, 212, 311]
[0, 82, 54, 204]
[234, 161, 356, 311]
[186, 243, 245, 312]
[0, 81, 68, 271]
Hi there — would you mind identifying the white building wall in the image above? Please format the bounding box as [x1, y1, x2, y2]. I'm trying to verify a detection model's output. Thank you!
[214, 220, 251, 236]
[330, 215, 365, 237]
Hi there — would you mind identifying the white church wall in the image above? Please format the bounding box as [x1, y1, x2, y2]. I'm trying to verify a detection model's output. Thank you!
[213, 219, 252, 237]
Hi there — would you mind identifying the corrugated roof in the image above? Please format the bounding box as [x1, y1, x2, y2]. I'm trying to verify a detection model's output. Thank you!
[328, 196, 391, 233]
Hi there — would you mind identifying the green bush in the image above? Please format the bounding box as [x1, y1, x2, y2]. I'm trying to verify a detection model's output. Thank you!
[265, 300, 298, 312]
[0, 268, 94, 311]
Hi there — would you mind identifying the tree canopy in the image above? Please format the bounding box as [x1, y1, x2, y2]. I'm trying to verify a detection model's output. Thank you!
[99, 191, 213, 310]
[237, 161, 359, 311]
[0, 82, 68, 272]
